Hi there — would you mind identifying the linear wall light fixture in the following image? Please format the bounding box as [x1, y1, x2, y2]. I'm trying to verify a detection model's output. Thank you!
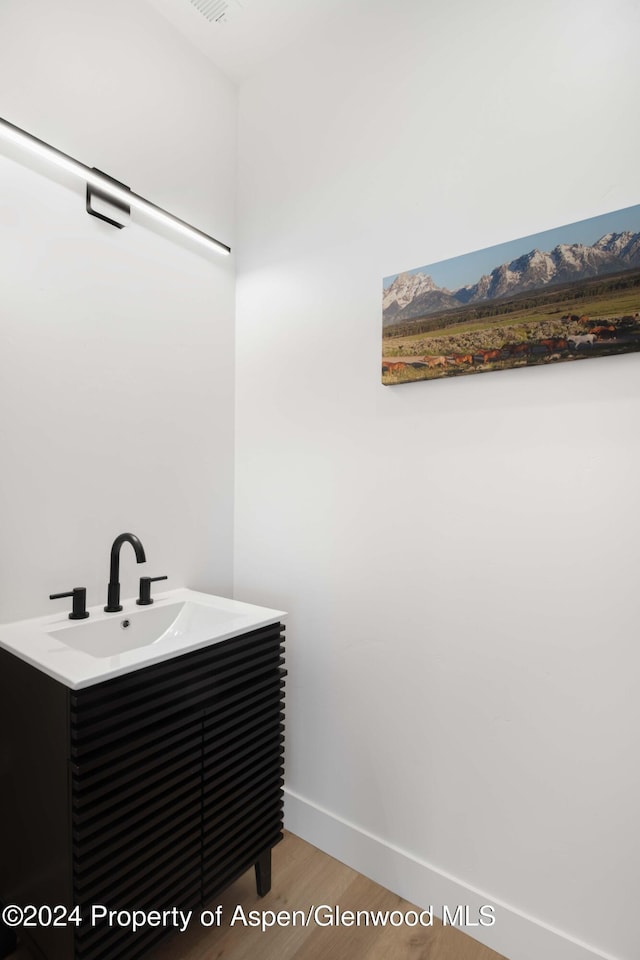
[0, 116, 231, 256]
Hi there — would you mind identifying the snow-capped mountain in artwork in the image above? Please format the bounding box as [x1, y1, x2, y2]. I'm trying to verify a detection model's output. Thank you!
[383, 231, 640, 326]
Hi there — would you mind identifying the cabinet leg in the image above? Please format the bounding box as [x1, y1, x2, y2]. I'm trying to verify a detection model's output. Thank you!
[254, 848, 272, 897]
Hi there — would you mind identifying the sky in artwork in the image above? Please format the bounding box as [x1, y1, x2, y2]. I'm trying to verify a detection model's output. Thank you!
[383, 203, 640, 292]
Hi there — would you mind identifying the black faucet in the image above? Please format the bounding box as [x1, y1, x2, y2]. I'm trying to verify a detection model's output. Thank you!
[105, 532, 146, 612]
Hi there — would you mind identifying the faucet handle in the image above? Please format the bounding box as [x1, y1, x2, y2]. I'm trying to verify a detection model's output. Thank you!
[50, 587, 90, 620]
[136, 576, 168, 606]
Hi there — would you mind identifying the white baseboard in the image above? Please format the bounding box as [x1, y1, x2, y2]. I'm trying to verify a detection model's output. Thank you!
[284, 788, 620, 960]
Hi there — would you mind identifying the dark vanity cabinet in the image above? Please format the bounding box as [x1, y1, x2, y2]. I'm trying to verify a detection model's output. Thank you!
[0, 621, 286, 960]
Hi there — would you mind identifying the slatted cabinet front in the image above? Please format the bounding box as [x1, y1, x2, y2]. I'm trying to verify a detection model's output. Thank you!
[202, 647, 286, 901]
[70, 622, 286, 960]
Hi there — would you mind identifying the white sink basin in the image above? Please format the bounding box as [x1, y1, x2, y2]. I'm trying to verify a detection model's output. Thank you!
[49, 600, 241, 657]
[0, 588, 286, 689]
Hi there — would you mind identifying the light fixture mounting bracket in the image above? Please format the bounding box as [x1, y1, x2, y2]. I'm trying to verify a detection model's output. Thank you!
[86, 168, 131, 229]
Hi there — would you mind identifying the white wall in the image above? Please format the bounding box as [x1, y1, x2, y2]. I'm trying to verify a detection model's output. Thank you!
[234, 2, 640, 959]
[0, 0, 237, 621]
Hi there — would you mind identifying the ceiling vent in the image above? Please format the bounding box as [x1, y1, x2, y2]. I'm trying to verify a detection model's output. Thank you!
[188, 0, 242, 23]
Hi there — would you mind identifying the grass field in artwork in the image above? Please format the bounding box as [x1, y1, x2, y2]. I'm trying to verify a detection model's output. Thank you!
[381, 205, 640, 385]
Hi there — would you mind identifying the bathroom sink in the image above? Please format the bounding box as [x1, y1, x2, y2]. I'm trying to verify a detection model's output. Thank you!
[0, 588, 286, 689]
[49, 600, 242, 657]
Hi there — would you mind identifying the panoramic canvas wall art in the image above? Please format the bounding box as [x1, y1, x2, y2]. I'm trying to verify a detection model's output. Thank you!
[382, 203, 640, 384]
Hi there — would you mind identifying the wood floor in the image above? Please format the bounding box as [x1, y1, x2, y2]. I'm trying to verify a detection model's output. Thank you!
[9, 832, 509, 960]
